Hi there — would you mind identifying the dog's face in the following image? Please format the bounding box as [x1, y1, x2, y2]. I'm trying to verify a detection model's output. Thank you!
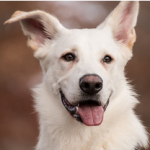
[5, 1, 139, 126]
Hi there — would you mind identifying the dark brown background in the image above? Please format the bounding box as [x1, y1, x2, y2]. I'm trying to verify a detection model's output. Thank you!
[0, 2, 150, 150]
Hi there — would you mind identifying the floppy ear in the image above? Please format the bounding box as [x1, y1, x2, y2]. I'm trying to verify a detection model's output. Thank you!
[98, 1, 139, 50]
[4, 10, 65, 52]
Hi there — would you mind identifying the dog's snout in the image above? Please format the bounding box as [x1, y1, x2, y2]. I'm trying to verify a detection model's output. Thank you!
[79, 74, 103, 95]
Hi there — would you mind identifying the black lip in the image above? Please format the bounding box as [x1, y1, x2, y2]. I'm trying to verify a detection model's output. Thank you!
[60, 90, 111, 122]
[60, 91, 76, 114]
[103, 99, 109, 111]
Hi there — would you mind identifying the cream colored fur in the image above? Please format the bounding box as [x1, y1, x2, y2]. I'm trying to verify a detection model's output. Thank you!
[5, 1, 148, 150]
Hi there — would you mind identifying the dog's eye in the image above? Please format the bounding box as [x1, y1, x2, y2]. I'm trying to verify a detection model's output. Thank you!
[103, 55, 112, 63]
[62, 53, 75, 62]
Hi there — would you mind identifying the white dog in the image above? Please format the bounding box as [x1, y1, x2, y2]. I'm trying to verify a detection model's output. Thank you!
[5, 1, 148, 150]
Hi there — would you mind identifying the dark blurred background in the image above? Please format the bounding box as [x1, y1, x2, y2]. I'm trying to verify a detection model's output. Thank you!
[0, 2, 150, 150]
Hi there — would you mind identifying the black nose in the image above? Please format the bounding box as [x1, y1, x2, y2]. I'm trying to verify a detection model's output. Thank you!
[79, 74, 103, 95]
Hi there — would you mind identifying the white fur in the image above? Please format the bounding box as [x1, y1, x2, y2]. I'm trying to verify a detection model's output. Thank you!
[5, 1, 149, 150]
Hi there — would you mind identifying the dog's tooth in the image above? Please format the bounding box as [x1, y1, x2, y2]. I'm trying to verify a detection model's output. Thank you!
[76, 106, 78, 112]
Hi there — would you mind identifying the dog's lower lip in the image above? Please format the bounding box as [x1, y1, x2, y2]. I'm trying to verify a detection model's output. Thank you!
[60, 91, 77, 114]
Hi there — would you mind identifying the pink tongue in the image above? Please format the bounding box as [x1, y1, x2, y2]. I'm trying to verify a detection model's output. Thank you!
[78, 104, 104, 126]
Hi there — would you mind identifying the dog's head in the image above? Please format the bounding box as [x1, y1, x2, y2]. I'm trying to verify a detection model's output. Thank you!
[5, 2, 139, 126]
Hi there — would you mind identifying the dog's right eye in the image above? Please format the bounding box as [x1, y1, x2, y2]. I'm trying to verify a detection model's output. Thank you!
[103, 55, 112, 64]
[62, 53, 75, 62]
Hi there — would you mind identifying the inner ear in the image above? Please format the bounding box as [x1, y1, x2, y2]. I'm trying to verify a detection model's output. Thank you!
[22, 18, 51, 44]
[115, 2, 136, 43]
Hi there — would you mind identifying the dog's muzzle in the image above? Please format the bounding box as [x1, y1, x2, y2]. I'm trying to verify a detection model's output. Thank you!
[60, 90, 111, 126]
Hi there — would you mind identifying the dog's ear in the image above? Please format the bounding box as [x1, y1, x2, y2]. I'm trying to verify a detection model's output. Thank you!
[4, 10, 65, 52]
[98, 1, 139, 50]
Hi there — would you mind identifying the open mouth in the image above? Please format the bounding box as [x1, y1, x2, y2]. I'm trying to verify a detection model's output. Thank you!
[60, 91, 110, 126]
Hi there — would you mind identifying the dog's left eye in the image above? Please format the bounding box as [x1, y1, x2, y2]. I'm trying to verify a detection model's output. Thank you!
[62, 53, 75, 62]
[103, 55, 112, 63]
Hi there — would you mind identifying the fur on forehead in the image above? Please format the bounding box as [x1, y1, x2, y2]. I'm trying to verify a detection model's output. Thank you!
[36, 27, 132, 74]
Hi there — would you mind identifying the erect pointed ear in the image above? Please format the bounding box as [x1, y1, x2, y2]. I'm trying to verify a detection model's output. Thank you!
[4, 10, 65, 52]
[98, 1, 139, 50]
